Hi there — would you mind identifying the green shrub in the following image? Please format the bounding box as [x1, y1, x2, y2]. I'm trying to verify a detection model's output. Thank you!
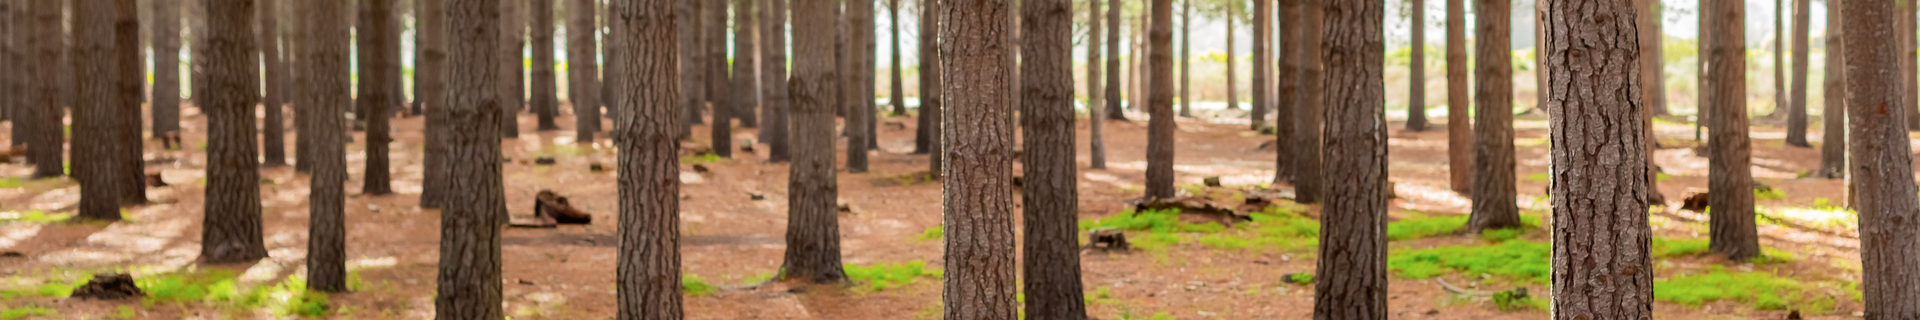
[1388, 240, 1551, 284]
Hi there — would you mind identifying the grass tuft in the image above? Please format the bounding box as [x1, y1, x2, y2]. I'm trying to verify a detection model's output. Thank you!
[913, 226, 943, 242]
[1654, 266, 1835, 311]
[678, 153, 724, 164]
[681, 274, 718, 297]
[0, 306, 55, 320]
[845, 261, 943, 292]
[1388, 240, 1551, 284]
[1387, 215, 1541, 241]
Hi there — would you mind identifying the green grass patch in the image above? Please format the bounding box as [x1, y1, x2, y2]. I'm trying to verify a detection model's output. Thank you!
[1492, 290, 1548, 311]
[678, 153, 724, 164]
[1084, 286, 1121, 305]
[1652, 238, 1796, 263]
[1079, 208, 1226, 234]
[1388, 240, 1551, 284]
[845, 261, 943, 292]
[1525, 173, 1550, 182]
[127, 269, 333, 317]
[0, 211, 75, 224]
[681, 274, 718, 297]
[1656, 173, 1673, 181]
[1754, 187, 1788, 201]
[0, 177, 23, 189]
[913, 226, 943, 242]
[1288, 273, 1314, 284]
[0, 306, 56, 320]
[1387, 215, 1541, 241]
[1195, 206, 1320, 252]
[1654, 266, 1834, 311]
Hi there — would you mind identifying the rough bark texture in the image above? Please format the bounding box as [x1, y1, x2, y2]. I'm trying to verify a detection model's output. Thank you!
[1543, 1, 1657, 318]
[1250, 0, 1268, 130]
[847, 0, 872, 172]
[732, 0, 759, 129]
[1289, 0, 1324, 203]
[1444, 0, 1469, 193]
[1406, 0, 1427, 131]
[1464, 0, 1517, 233]
[1019, 1, 1088, 318]
[764, 0, 792, 162]
[113, 0, 142, 204]
[420, 0, 450, 208]
[1648, 2, 1666, 116]
[302, 0, 350, 291]
[940, 0, 1017, 317]
[568, 0, 600, 142]
[680, 0, 704, 136]
[3, 2, 20, 146]
[25, 0, 62, 179]
[532, 0, 559, 131]
[500, 0, 522, 138]
[888, 0, 905, 116]
[1273, 0, 1299, 184]
[1784, 0, 1809, 147]
[1223, 9, 1235, 112]
[1142, 0, 1174, 199]
[1818, 1, 1845, 180]
[1906, 0, 1918, 130]
[259, 0, 285, 167]
[1178, 0, 1189, 119]
[924, 0, 944, 176]
[1101, 0, 1123, 121]
[707, 0, 730, 157]
[201, 0, 267, 264]
[362, 0, 396, 196]
[1312, 0, 1387, 317]
[782, 0, 850, 284]
[74, 0, 123, 221]
[1087, 0, 1105, 169]
[1773, 0, 1786, 121]
[1705, 0, 1759, 262]
[152, 0, 181, 143]
[437, 0, 507, 316]
[1846, 0, 1920, 316]
[611, 0, 685, 317]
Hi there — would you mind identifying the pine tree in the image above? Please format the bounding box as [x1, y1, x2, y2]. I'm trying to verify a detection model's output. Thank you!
[764, 0, 792, 162]
[259, 0, 286, 167]
[1250, 0, 1268, 130]
[1312, 0, 1387, 317]
[783, 0, 851, 284]
[112, 0, 142, 204]
[610, 0, 686, 316]
[437, 0, 508, 315]
[419, 0, 450, 208]
[1089, 0, 1107, 170]
[1841, 1, 1920, 315]
[532, 0, 560, 131]
[707, 0, 731, 157]
[1818, 0, 1845, 179]
[888, 0, 906, 116]
[1022, 0, 1088, 318]
[1289, 0, 1324, 203]
[25, 0, 63, 179]
[361, 0, 396, 195]
[1143, 0, 1175, 199]
[1785, 0, 1810, 147]
[848, 0, 873, 172]
[203, 0, 268, 264]
[74, 0, 125, 221]
[1405, 0, 1427, 131]
[1705, 0, 1759, 262]
[500, 0, 523, 138]
[569, 0, 601, 142]
[152, 0, 182, 147]
[1443, 0, 1469, 193]
[302, 0, 351, 291]
[941, 0, 1018, 317]
[1463, 0, 1517, 233]
[732, 0, 759, 129]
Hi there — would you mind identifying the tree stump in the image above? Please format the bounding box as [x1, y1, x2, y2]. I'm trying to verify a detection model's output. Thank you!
[69, 273, 143, 300]
[534, 190, 592, 224]
[1681, 193, 1710, 212]
[1086, 228, 1130, 252]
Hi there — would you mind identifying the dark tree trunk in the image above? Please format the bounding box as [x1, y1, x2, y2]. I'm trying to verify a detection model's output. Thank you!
[1649, 2, 1667, 116]
[74, 0, 124, 221]
[1818, 2, 1845, 180]
[1178, 0, 1189, 118]
[733, 0, 759, 129]
[681, 0, 704, 132]
[1405, 0, 1426, 131]
[259, 0, 285, 167]
[361, 0, 396, 195]
[888, 0, 905, 116]
[1290, 0, 1324, 203]
[1444, 0, 1468, 193]
[3, 3, 20, 146]
[1544, 1, 1656, 317]
[783, 0, 850, 284]
[532, 0, 559, 131]
[764, 0, 791, 162]
[202, 0, 267, 264]
[1705, 0, 1759, 262]
[1101, 0, 1123, 121]
[1020, 0, 1088, 318]
[568, 0, 600, 142]
[1785, 0, 1810, 147]
[500, 0, 522, 138]
[1088, 0, 1106, 169]
[1636, 0, 1663, 204]
[866, 4, 879, 152]
[1223, 8, 1235, 112]
[1696, 0, 1709, 141]
[1905, 0, 1917, 131]
[1843, 1, 1920, 315]
[923, 0, 944, 176]
[437, 0, 508, 315]
[113, 0, 143, 204]
[419, 0, 449, 208]
[1312, 0, 1387, 317]
[847, 0, 871, 171]
[707, 0, 731, 157]
[940, 0, 1017, 317]
[610, 0, 685, 317]
[835, 11, 847, 119]
[1773, 0, 1785, 120]
[152, 0, 181, 144]
[301, 0, 350, 291]
[1464, 0, 1517, 233]
[1273, 0, 1299, 184]
[1250, 0, 1268, 130]
[25, 0, 63, 179]
[1143, 0, 1174, 199]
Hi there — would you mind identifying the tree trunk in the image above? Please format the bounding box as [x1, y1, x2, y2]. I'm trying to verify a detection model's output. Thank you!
[419, 0, 449, 208]
[74, 0, 124, 221]
[1178, 0, 1190, 118]
[114, 0, 143, 204]
[1650, 2, 1667, 116]
[362, 0, 396, 195]
[922, 0, 944, 176]
[835, 11, 847, 119]
[708, 0, 731, 157]
[4, 3, 23, 147]
[1250, 0, 1268, 130]
[1843, 1, 1920, 316]
[1088, 0, 1105, 169]
[1636, 0, 1663, 204]
[201, 0, 267, 264]
[888, 0, 905, 116]
[1905, 0, 1917, 130]
[299, 0, 350, 291]
[764, 0, 792, 162]
[1818, 1, 1845, 179]
[609, 0, 685, 317]
[867, 4, 880, 152]
[940, 0, 1017, 317]
[569, 0, 599, 142]
[1020, 0, 1089, 318]
[1290, 0, 1324, 203]
[1444, 0, 1468, 193]
[1704, 0, 1759, 262]
[1784, 0, 1810, 147]
[1464, 0, 1517, 233]
[437, 0, 508, 315]
[1773, 0, 1785, 119]
[152, 0, 180, 144]
[1696, 0, 1709, 141]
[734, 0, 759, 129]
[259, 0, 285, 167]
[25, 0, 62, 179]
[1224, 8, 1236, 112]
[532, 0, 559, 131]
[1102, 0, 1123, 121]
[1405, 0, 1427, 131]
[848, 0, 872, 171]
[1142, 0, 1174, 199]
[1543, 1, 1656, 317]
[1273, 0, 1299, 184]
[500, 0, 522, 138]
[784, 0, 851, 284]
[682, 0, 705, 132]
[1312, 0, 1387, 317]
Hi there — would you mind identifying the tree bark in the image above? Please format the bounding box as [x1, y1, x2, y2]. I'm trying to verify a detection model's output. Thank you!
[568, 0, 598, 142]
[1905, 0, 1917, 131]
[708, 0, 731, 157]
[1784, 0, 1809, 147]
[437, 0, 508, 315]
[1818, 1, 1845, 180]
[3, 2, 21, 147]
[1405, 0, 1427, 131]
[25, 0, 63, 179]
[1142, 0, 1174, 199]
[1102, 0, 1124, 120]
[300, 0, 350, 291]
[781, 0, 851, 284]
[500, 0, 522, 138]
[113, 0, 142, 203]
[201, 0, 267, 264]
[1178, 0, 1190, 119]
[1773, 0, 1785, 120]
[1020, 0, 1089, 318]
[922, 0, 944, 176]
[1843, 1, 1920, 316]
[1289, 0, 1324, 203]
[1250, 0, 1268, 130]
[1443, 0, 1468, 193]
[1224, 7, 1236, 112]
[610, 0, 685, 317]
[258, 0, 285, 167]
[1273, 0, 1299, 184]
[764, 0, 792, 162]
[848, 0, 872, 172]
[1704, 0, 1759, 262]
[940, 0, 1018, 317]
[1696, 0, 1709, 141]
[734, 0, 760, 129]
[1088, 0, 1105, 169]
[681, 0, 704, 134]
[364, 0, 397, 195]
[532, 0, 560, 131]
[1312, 0, 1387, 317]
[420, 0, 450, 208]
[888, 0, 906, 116]
[152, 0, 181, 144]
[1636, 0, 1663, 204]
[74, 0, 124, 221]
[1649, 2, 1666, 116]
[1464, 0, 1517, 233]
[1543, 1, 1656, 317]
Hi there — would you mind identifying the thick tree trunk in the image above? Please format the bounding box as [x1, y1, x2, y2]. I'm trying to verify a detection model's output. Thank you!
[1464, 0, 1517, 233]
[113, 0, 142, 203]
[1273, 0, 1299, 184]
[1784, 0, 1809, 147]
[610, 0, 685, 317]
[1544, 1, 1656, 317]
[3, 3, 22, 146]
[708, 0, 731, 157]
[888, 0, 906, 116]
[437, 0, 508, 316]
[1444, 0, 1469, 193]
[1290, 0, 1324, 204]
[734, 0, 759, 129]
[1020, 0, 1089, 318]
[74, 0, 124, 221]
[1087, 0, 1105, 170]
[25, 0, 62, 179]
[419, 0, 449, 208]
[941, 0, 1017, 317]
[1250, 0, 1268, 130]
[301, 0, 350, 291]
[681, 0, 704, 132]
[1312, 0, 1387, 317]
[1142, 0, 1174, 199]
[500, 0, 522, 138]
[764, 0, 792, 162]
[1704, 0, 1759, 262]
[259, 0, 285, 167]
[362, 0, 396, 195]
[532, 0, 560, 131]
[1818, 2, 1845, 180]
[152, 0, 181, 144]
[784, 0, 851, 284]
[848, 0, 872, 171]
[569, 0, 599, 142]
[1405, 0, 1426, 131]
[1843, 1, 1920, 316]
[1103, 0, 1124, 120]
[202, 0, 267, 264]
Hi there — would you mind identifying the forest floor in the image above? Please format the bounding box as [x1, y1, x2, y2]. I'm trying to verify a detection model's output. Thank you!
[0, 104, 1882, 319]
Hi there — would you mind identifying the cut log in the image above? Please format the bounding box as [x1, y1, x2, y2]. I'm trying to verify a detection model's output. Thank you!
[534, 190, 593, 224]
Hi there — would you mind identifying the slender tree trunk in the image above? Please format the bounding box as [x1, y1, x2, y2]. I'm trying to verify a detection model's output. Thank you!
[1464, 0, 1517, 233]
[835, 10, 848, 119]
[201, 0, 267, 264]
[1089, 0, 1107, 169]
[1905, 0, 1917, 130]
[1250, 0, 1268, 130]
[1774, 0, 1786, 119]
[1312, 0, 1387, 317]
[1444, 0, 1468, 193]
[1406, 0, 1427, 131]
[365, 0, 397, 195]
[25, 0, 63, 179]
[1819, 2, 1845, 179]
[940, 0, 1017, 317]
[113, 0, 142, 203]
[1784, 0, 1810, 147]
[152, 0, 180, 144]
[867, 3, 879, 152]
[437, 0, 508, 315]
[734, 0, 760, 129]
[532, 0, 560, 131]
[888, 0, 905, 116]
[74, 0, 124, 221]
[783, 0, 851, 284]
[610, 0, 685, 317]
[682, 0, 704, 132]
[1132, 10, 1144, 113]
[1650, 2, 1667, 116]
[1178, 0, 1189, 118]
[764, 0, 792, 162]
[1020, 0, 1089, 318]
[1844, 1, 1920, 316]
[1142, 0, 1174, 199]
[570, 0, 600, 142]
[259, 0, 284, 167]
[420, 0, 449, 208]
[708, 0, 731, 157]
[924, 0, 944, 176]
[4, 3, 22, 147]
[1290, 0, 1324, 203]
[1273, 0, 1298, 184]
[1636, 0, 1663, 204]
[848, 0, 871, 171]
[1224, 8, 1236, 112]
[500, 0, 522, 138]
[301, 0, 350, 291]
[1704, 0, 1759, 262]
[1696, 0, 1709, 141]
[1544, 1, 1656, 317]
[1102, 0, 1123, 121]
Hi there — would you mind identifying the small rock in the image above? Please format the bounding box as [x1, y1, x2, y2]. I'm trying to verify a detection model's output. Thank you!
[590, 163, 606, 172]
[1203, 176, 1221, 187]
[750, 193, 765, 201]
[535, 157, 557, 165]
[518, 279, 537, 285]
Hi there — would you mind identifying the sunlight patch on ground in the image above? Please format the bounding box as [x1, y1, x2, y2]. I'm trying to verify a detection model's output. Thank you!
[1393, 183, 1469, 213]
[1385, 137, 1447, 149]
[239, 260, 291, 283]
[26, 187, 78, 211]
[1750, 158, 1802, 179]
[0, 223, 42, 248]
[1083, 171, 1139, 191]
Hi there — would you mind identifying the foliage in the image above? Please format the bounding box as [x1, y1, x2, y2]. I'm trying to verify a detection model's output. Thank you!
[1079, 208, 1225, 234]
[1654, 266, 1834, 311]
[1388, 240, 1551, 284]
[678, 153, 724, 164]
[681, 274, 717, 297]
[0, 273, 89, 299]
[913, 226, 943, 242]
[0, 178, 22, 189]
[845, 261, 943, 292]
[1288, 273, 1314, 285]
[0, 306, 55, 320]
[0, 211, 74, 224]
[1753, 187, 1788, 201]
